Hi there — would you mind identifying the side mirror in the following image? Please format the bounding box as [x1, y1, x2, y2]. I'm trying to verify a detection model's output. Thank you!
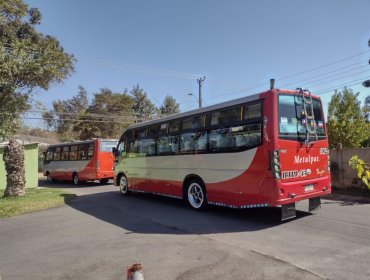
[112, 147, 117, 155]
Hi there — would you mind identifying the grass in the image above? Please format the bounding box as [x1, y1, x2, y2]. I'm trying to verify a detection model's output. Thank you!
[0, 188, 76, 218]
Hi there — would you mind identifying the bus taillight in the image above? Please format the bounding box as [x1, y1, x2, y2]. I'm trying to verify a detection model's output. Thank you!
[271, 149, 281, 179]
[96, 160, 100, 171]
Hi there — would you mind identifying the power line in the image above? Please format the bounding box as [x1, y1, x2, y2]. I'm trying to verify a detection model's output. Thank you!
[298, 69, 370, 89]
[209, 50, 370, 100]
[315, 77, 370, 95]
[78, 57, 202, 80]
[280, 62, 369, 89]
[22, 116, 137, 125]
[1, 43, 203, 80]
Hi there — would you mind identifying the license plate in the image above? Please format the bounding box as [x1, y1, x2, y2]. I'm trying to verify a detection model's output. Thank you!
[304, 184, 314, 192]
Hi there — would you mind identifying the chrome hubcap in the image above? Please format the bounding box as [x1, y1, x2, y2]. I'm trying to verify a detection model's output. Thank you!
[120, 177, 128, 193]
[188, 183, 204, 208]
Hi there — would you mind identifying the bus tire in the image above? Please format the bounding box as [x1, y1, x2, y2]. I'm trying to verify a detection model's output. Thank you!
[72, 173, 80, 185]
[46, 172, 54, 183]
[100, 178, 110, 184]
[118, 174, 130, 196]
[186, 179, 208, 210]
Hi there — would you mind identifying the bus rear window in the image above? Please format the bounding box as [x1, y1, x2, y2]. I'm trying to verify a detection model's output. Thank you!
[278, 94, 326, 141]
[100, 141, 117, 152]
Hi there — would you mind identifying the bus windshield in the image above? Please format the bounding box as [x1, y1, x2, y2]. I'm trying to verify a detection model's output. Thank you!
[278, 94, 326, 142]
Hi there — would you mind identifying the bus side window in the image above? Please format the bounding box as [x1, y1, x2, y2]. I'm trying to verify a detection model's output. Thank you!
[70, 145, 78, 161]
[87, 143, 95, 159]
[78, 145, 87, 160]
[128, 140, 137, 158]
[61, 146, 69, 161]
[54, 147, 61, 161]
[46, 148, 54, 161]
[117, 141, 126, 157]
[180, 131, 208, 154]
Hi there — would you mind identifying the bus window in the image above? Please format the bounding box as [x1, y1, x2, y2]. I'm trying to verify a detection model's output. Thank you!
[210, 124, 262, 152]
[244, 103, 262, 120]
[169, 120, 180, 133]
[211, 107, 241, 126]
[159, 123, 168, 135]
[117, 140, 126, 157]
[139, 128, 147, 138]
[100, 140, 118, 152]
[87, 143, 95, 159]
[70, 145, 78, 160]
[148, 126, 158, 137]
[46, 148, 54, 161]
[180, 131, 208, 153]
[54, 147, 61, 161]
[157, 135, 179, 155]
[278, 94, 326, 141]
[138, 138, 156, 157]
[182, 115, 206, 130]
[128, 140, 137, 157]
[78, 145, 87, 160]
[61, 146, 69, 161]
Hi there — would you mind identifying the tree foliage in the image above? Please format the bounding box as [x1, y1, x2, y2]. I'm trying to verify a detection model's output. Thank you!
[349, 155, 370, 190]
[160, 95, 180, 116]
[43, 84, 171, 140]
[43, 86, 88, 141]
[83, 88, 135, 139]
[327, 88, 368, 148]
[130, 84, 157, 122]
[0, 0, 75, 140]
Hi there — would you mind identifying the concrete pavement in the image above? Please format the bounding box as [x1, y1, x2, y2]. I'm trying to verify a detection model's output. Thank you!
[1, 180, 369, 279]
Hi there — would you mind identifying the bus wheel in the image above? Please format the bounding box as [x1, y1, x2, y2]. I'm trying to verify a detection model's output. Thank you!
[100, 178, 110, 184]
[46, 172, 53, 182]
[72, 173, 79, 185]
[119, 175, 130, 196]
[186, 180, 208, 210]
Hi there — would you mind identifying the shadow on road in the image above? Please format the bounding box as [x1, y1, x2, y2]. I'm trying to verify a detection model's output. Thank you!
[322, 199, 370, 206]
[40, 179, 312, 235]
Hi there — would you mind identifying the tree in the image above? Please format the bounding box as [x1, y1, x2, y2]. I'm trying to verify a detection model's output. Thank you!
[3, 139, 25, 197]
[130, 84, 157, 122]
[84, 88, 135, 139]
[327, 87, 368, 148]
[361, 95, 370, 147]
[0, 0, 75, 140]
[43, 86, 88, 140]
[160, 95, 180, 116]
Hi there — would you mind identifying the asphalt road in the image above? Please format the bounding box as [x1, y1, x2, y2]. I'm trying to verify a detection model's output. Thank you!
[1, 180, 370, 280]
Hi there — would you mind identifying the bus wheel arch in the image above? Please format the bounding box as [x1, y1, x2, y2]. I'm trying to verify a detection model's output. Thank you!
[183, 175, 208, 210]
[117, 173, 130, 195]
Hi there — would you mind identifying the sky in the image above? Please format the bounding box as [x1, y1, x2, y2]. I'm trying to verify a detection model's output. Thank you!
[24, 0, 370, 127]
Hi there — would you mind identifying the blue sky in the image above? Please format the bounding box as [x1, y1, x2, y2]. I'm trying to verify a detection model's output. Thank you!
[24, 0, 370, 126]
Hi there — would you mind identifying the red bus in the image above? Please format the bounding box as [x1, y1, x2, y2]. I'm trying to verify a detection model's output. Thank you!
[113, 88, 331, 220]
[43, 138, 117, 185]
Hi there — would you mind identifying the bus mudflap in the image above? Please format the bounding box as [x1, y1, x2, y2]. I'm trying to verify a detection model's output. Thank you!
[309, 197, 321, 212]
[281, 202, 296, 221]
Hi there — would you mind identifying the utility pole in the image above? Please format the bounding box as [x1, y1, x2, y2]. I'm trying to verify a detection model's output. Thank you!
[197, 76, 206, 108]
